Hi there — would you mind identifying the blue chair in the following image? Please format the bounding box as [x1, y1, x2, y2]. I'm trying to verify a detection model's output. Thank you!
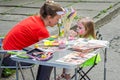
[0, 37, 35, 80]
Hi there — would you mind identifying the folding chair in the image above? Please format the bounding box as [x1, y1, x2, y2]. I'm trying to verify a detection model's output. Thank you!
[0, 37, 35, 80]
[71, 30, 103, 80]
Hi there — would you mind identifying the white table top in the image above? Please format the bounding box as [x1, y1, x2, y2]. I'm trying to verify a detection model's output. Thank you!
[10, 38, 109, 69]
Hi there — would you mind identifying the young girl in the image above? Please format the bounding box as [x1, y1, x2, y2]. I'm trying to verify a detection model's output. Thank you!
[58, 17, 101, 80]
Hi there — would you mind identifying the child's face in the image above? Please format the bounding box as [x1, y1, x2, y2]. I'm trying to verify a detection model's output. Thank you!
[76, 22, 86, 35]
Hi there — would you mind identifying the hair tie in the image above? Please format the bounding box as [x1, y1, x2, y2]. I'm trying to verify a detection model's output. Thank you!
[46, 0, 54, 3]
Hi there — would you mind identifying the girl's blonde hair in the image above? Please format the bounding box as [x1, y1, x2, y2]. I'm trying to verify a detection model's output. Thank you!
[78, 17, 96, 39]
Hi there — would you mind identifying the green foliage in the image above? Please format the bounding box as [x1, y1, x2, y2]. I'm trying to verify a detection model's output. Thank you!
[94, 5, 113, 18]
[2, 0, 12, 1]
[2, 68, 15, 78]
[74, 15, 79, 20]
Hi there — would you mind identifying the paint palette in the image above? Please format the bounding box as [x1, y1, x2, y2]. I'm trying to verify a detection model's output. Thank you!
[27, 48, 53, 61]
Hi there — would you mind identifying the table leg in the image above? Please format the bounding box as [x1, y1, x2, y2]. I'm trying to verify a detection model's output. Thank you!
[16, 62, 19, 80]
[18, 62, 25, 80]
[54, 67, 56, 80]
[104, 48, 107, 80]
[75, 68, 78, 80]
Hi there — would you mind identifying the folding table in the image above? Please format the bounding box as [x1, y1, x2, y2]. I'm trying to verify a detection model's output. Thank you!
[10, 38, 109, 80]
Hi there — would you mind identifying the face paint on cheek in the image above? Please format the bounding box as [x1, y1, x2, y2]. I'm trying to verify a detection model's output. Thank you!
[79, 29, 85, 35]
[76, 28, 85, 35]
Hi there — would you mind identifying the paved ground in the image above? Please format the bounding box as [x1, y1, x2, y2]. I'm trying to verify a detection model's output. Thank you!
[0, 0, 120, 80]
[99, 14, 120, 80]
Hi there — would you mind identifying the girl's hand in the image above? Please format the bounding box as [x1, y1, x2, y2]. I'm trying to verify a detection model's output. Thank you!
[69, 30, 77, 37]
